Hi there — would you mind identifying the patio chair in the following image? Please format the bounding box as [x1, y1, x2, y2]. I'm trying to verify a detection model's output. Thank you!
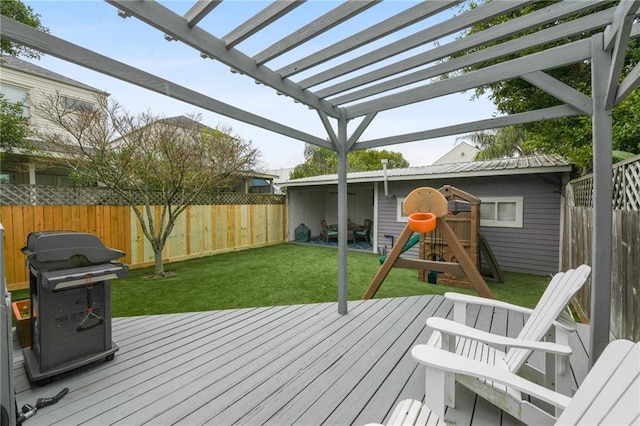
[414, 264, 592, 425]
[321, 219, 338, 242]
[367, 339, 639, 426]
[354, 219, 373, 243]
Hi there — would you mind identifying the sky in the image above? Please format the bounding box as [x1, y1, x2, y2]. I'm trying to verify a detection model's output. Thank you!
[19, 1, 499, 173]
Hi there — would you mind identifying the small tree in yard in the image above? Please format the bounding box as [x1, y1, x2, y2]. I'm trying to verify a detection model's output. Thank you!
[35, 92, 259, 277]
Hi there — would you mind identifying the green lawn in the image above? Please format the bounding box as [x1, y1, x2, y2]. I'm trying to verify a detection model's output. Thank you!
[10, 243, 552, 317]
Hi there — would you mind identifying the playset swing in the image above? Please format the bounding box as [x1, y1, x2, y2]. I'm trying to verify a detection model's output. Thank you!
[363, 186, 494, 300]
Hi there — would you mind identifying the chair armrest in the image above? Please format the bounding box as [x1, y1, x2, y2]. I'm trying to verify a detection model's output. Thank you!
[555, 310, 577, 333]
[445, 292, 534, 315]
[445, 292, 577, 333]
[427, 317, 572, 356]
[411, 344, 572, 410]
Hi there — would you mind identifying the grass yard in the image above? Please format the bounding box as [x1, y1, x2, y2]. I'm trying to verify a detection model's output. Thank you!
[11, 243, 552, 317]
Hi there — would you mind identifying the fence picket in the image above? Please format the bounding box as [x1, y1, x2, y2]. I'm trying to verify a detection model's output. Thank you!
[564, 154, 640, 341]
[0, 186, 287, 290]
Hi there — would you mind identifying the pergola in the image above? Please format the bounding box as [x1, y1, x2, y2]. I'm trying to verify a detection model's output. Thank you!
[2, 0, 639, 365]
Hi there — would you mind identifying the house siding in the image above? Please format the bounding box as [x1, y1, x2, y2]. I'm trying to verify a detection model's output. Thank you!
[1, 61, 106, 185]
[377, 173, 564, 275]
[0, 66, 103, 137]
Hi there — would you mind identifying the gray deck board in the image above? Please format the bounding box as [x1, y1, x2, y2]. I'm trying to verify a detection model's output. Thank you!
[11, 295, 590, 426]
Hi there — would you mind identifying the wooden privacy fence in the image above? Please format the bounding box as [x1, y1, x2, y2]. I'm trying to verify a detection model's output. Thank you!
[0, 186, 287, 291]
[562, 154, 640, 341]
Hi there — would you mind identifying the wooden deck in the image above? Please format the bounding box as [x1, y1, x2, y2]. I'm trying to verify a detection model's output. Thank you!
[12, 295, 590, 425]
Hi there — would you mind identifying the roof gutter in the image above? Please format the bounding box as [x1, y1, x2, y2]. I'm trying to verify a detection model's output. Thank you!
[280, 164, 573, 187]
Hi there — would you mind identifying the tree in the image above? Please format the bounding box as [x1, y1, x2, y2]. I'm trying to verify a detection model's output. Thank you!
[454, 1, 640, 171]
[0, 0, 49, 59]
[457, 126, 535, 160]
[1, 0, 47, 155]
[35, 93, 259, 277]
[290, 144, 409, 179]
[0, 93, 32, 155]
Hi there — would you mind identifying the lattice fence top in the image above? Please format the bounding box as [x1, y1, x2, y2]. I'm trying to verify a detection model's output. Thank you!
[569, 154, 640, 210]
[0, 184, 285, 206]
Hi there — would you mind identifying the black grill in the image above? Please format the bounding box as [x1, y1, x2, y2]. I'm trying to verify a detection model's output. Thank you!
[21, 231, 128, 384]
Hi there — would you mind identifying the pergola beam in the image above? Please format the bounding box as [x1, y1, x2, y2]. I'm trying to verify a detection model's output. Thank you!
[106, 0, 340, 118]
[317, 111, 338, 151]
[616, 61, 640, 106]
[184, 0, 221, 28]
[521, 71, 593, 115]
[590, 33, 614, 366]
[346, 39, 591, 118]
[347, 113, 377, 151]
[0, 16, 332, 150]
[297, 0, 535, 90]
[277, 0, 461, 78]
[323, 7, 615, 103]
[604, 1, 640, 108]
[252, 0, 380, 66]
[604, 0, 640, 50]
[355, 105, 581, 150]
[222, 0, 305, 49]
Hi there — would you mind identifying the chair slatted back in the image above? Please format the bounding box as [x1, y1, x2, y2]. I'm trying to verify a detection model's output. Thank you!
[558, 339, 639, 425]
[504, 264, 591, 372]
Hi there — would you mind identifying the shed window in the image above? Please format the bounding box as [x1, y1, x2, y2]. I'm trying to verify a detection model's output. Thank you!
[0, 83, 30, 117]
[480, 196, 523, 228]
[396, 197, 408, 222]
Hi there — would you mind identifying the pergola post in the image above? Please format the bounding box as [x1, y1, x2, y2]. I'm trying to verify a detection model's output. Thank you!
[337, 114, 349, 315]
[589, 33, 613, 365]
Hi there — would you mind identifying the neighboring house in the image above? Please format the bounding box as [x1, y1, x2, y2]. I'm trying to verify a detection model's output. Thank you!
[280, 154, 573, 276]
[0, 58, 273, 194]
[0, 55, 108, 186]
[267, 167, 295, 194]
[432, 142, 479, 165]
[232, 171, 277, 194]
[121, 115, 276, 194]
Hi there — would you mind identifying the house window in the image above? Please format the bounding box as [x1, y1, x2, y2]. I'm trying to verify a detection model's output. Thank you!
[0, 173, 12, 184]
[63, 96, 94, 112]
[0, 83, 30, 117]
[480, 196, 523, 228]
[396, 197, 408, 222]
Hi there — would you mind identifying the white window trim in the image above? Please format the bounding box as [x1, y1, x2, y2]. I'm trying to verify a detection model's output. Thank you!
[0, 82, 30, 117]
[396, 197, 408, 222]
[480, 196, 523, 228]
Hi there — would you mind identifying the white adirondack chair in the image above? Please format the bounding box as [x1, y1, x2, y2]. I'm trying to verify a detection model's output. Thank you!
[423, 264, 592, 425]
[404, 339, 640, 426]
[366, 339, 639, 426]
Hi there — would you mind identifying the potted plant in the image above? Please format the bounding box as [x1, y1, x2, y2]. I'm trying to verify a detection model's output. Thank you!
[12, 299, 31, 348]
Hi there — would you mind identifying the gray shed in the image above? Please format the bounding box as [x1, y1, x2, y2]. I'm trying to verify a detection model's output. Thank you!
[281, 154, 573, 276]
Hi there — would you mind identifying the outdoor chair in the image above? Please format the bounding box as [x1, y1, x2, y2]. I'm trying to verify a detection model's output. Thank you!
[415, 264, 591, 424]
[321, 219, 338, 242]
[354, 219, 373, 243]
[367, 339, 638, 426]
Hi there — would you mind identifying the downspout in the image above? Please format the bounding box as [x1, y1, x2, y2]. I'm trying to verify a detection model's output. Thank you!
[381, 158, 389, 197]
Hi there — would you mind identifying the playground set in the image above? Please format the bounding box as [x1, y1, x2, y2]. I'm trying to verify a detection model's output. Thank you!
[363, 186, 501, 300]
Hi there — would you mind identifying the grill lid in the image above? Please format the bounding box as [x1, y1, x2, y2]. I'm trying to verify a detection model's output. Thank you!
[21, 231, 125, 268]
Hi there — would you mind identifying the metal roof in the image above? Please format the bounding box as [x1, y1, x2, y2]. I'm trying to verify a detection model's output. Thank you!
[0, 54, 105, 94]
[280, 154, 572, 187]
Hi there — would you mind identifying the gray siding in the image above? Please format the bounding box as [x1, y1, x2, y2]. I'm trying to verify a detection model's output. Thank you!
[377, 173, 564, 275]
